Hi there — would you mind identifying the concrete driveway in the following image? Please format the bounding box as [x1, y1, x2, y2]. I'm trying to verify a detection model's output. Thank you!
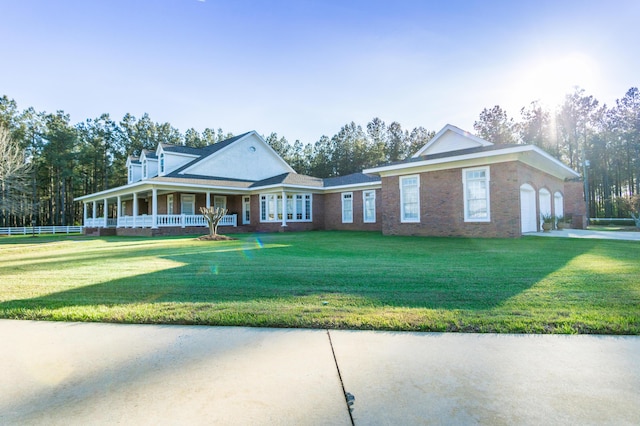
[528, 228, 640, 241]
[1, 320, 639, 425]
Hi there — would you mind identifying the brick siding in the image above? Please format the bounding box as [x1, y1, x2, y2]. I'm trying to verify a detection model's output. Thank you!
[381, 161, 570, 238]
[323, 189, 382, 231]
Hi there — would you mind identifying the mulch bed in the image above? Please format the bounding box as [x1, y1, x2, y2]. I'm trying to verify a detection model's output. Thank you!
[195, 234, 237, 241]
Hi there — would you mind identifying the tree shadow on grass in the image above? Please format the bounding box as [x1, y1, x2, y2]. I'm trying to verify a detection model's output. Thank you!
[1, 234, 620, 320]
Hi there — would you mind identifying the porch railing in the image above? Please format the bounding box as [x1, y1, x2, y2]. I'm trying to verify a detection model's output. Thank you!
[93, 214, 239, 228]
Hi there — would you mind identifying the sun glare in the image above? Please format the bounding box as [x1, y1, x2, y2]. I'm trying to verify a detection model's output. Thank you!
[511, 52, 598, 110]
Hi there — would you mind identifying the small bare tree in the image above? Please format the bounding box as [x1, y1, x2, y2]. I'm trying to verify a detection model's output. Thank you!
[200, 206, 228, 237]
[0, 126, 31, 226]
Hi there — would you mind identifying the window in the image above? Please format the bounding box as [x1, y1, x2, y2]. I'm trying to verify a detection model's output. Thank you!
[400, 175, 420, 222]
[121, 201, 127, 216]
[286, 195, 294, 220]
[181, 194, 195, 215]
[342, 192, 353, 223]
[213, 195, 227, 211]
[128, 166, 132, 183]
[243, 196, 251, 224]
[463, 167, 490, 222]
[167, 194, 174, 215]
[304, 195, 312, 221]
[142, 160, 147, 179]
[159, 153, 165, 174]
[363, 190, 376, 223]
[260, 193, 312, 222]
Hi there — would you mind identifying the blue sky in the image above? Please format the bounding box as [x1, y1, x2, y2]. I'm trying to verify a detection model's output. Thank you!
[2, 0, 638, 144]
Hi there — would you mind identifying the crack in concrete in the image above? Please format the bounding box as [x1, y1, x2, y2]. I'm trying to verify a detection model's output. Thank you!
[326, 329, 355, 426]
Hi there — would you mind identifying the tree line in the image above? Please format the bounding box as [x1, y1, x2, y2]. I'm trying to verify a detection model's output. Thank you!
[1, 86, 639, 227]
[473, 87, 640, 219]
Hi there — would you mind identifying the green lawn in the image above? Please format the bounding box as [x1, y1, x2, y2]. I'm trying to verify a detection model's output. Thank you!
[1, 231, 638, 334]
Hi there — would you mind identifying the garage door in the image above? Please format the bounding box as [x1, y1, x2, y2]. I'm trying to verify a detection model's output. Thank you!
[539, 188, 551, 228]
[520, 184, 537, 233]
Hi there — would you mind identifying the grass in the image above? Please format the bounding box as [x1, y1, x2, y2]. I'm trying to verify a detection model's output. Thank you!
[0, 231, 639, 334]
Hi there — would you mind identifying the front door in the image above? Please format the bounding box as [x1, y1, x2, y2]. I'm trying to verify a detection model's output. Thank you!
[242, 196, 251, 224]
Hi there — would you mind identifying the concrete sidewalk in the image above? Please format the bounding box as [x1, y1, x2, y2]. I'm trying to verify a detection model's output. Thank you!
[1, 321, 639, 425]
[528, 228, 640, 241]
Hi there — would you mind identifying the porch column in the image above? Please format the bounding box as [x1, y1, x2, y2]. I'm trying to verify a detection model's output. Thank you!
[103, 198, 108, 228]
[152, 188, 158, 229]
[281, 190, 287, 227]
[133, 193, 138, 228]
[116, 196, 121, 228]
[206, 192, 211, 208]
[83, 202, 87, 226]
[92, 202, 97, 228]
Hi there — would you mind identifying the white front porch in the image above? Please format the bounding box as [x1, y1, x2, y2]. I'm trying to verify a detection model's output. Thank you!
[82, 186, 242, 230]
[84, 214, 237, 229]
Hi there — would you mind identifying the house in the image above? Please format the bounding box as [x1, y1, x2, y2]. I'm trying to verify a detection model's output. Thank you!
[76, 125, 585, 238]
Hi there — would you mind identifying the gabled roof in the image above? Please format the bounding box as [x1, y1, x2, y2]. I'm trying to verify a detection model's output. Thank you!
[323, 173, 381, 188]
[179, 131, 295, 180]
[399, 144, 522, 165]
[412, 124, 493, 157]
[157, 143, 203, 157]
[365, 143, 580, 179]
[140, 150, 157, 160]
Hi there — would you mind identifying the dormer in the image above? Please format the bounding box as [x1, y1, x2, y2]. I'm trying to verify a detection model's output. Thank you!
[412, 124, 493, 157]
[140, 150, 159, 180]
[126, 156, 142, 184]
[155, 143, 201, 177]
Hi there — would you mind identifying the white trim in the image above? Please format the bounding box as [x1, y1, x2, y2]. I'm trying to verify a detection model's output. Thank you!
[181, 194, 196, 216]
[363, 190, 376, 223]
[554, 191, 564, 219]
[151, 188, 158, 229]
[323, 182, 381, 192]
[159, 152, 165, 175]
[365, 145, 579, 179]
[400, 175, 420, 223]
[341, 192, 353, 223]
[214, 195, 227, 210]
[167, 194, 174, 215]
[462, 166, 491, 223]
[251, 183, 323, 191]
[242, 196, 251, 225]
[259, 192, 313, 223]
[180, 131, 295, 176]
[412, 124, 493, 157]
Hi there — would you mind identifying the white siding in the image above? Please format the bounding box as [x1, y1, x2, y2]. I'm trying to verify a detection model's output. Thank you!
[421, 130, 487, 156]
[182, 133, 292, 181]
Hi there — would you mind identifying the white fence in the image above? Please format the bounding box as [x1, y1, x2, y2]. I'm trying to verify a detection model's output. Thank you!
[0, 226, 84, 236]
[86, 214, 237, 229]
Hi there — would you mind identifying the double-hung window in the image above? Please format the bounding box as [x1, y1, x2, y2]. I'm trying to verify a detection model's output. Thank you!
[363, 190, 376, 223]
[400, 175, 420, 222]
[341, 192, 353, 223]
[159, 153, 165, 174]
[463, 166, 490, 222]
[260, 193, 312, 222]
[167, 194, 174, 215]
